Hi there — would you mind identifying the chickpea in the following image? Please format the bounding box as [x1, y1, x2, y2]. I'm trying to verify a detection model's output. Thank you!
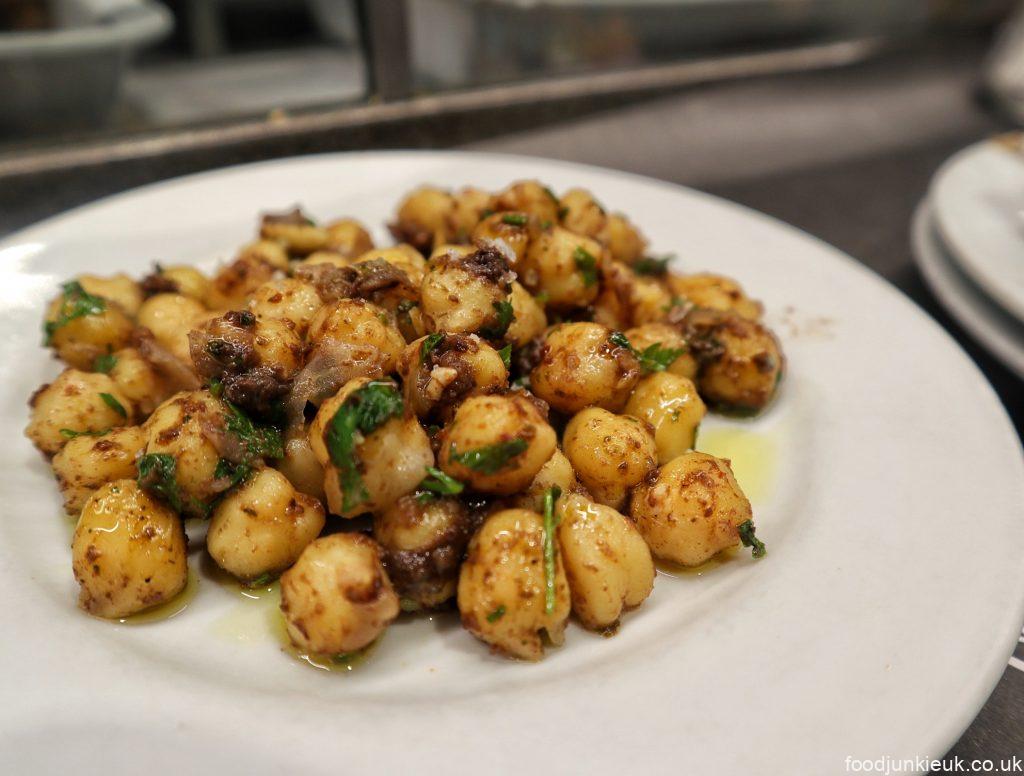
[530, 322, 640, 414]
[309, 378, 433, 517]
[450, 187, 494, 240]
[299, 250, 353, 271]
[593, 260, 673, 330]
[374, 494, 472, 608]
[667, 273, 763, 320]
[280, 533, 400, 655]
[307, 298, 406, 376]
[26, 370, 135, 455]
[239, 239, 290, 272]
[684, 308, 783, 413]
[248, 278, 324, 334]
[72, 479, 188, 619]
[137, 293, 208, 365]
[630, 451, 753, 566]
[275, 430, 325, 501]
[557, 492, 654, 630]
[356, 245, 428, 286]
[78, 274, 144, 317]
[390, 186, 456, 252]
[398, 333, 508, 420]
[505, 281, 547, 348]
[251, 317, 304, 380]
[458, 508, 570, 661]
[598, 212, 647, 265]
[107, 347, 171, 416]
[492, 180, 560, 223]
[521, 226, 602, 310]
[471, 211, 533, 265]
[563, 407, 657, 509]
[260, 210, 329, 256]
[439, 393, 556, 495]
[148, 265, 210, 303]
[420, 246, 514, 336]
[624, 322, 698, 380]
[513, 448, 578, 513]
[52, 426, 147, 515]
[45, 285, 134, 370]
[324, 218, 374, 257]
[624, 372, 706, 464]
[558, 188, 607, 239]
[205, 254, 277, 311]
[207, 468, 325, 582]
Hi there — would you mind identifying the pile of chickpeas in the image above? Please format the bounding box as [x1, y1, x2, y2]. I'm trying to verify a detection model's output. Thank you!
[25, 180, 783, 662]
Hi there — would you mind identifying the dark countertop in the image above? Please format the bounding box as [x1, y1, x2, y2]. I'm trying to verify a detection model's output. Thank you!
[1, 34, 1021, 768]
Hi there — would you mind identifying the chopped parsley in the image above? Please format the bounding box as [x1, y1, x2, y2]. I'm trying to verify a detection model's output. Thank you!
[543, 185, 559, 203]
[486, 605, 507, 623]
[543, 485, 563, 614]
[421, 332, 444, 360]
[633, 255, 673, 276]
[449, 438, 527, 475]
[246, 571, 276, 588]
[137, 453, 186, 514]
[209, 377, 224, 398]
[497, 344, 512, 370]
[326, 381, 404, 512]
[224, 403, 284, 462]
[501, 213, 528, 227]
[573, 246, 598, 287]
[60, 428, 109, 439]
[44, 281, 106, 344]
[478, 299, 515, 340]
[608, 332, 683, 373]
[99, 392, 127, 419]
[417, 466, 464, 500]
[608, 331, 632, 350]
[738, 519, 767, 559]
[557, 205, 569, 220]
[214, 458, 252, 491]
[93, 353, 118, 374]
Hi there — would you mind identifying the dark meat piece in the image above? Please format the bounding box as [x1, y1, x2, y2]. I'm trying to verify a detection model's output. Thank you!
[221, 366, 290, 417]
[295, 259, 416, 305]
[139, 272, 179, 297]
[261, 207, 314, 227]
[462, 245, 515, 290]
[188, 310, 257, 379]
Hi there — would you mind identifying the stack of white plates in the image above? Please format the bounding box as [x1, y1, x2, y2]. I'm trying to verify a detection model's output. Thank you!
[915, 135, 1024, 379]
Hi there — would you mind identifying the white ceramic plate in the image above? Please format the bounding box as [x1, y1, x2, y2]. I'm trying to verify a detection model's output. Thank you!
[930, 137, 1024, 322]
[1, 152, 1023, 776]
[912, 197, 1024, 380]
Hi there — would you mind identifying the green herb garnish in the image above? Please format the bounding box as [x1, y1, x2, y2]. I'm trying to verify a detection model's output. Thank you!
[637, 343, 684, 373]
[137, 453, 185, 514]
[59, 428, 109, 439]
[209, 377, 223, 398]
[633, 255, 673, 276]
[421, 332, 444, 360]
[93, 353, 118, 374]
[224, 403, 284, 462]
[326, 381, 404, 512]
[43, 281, 107, 345]
[449, 438, 527, 475]
[543, 186, 559, 203]
[400, 598, 421, 613]
[543, 485, 563, 614]
[479, 299, 515, 340]
[609, 331, 632, 350]
[738, 519, 766, 559]
[247, 571, 276, 588]
[573, 246, 598, 287]
[418, 466, 464, 500]
[557, 205, 569, 220]
[497, 344, 512, 370]
[214, 458, 252, 491]
[99, 392, 127, 419]
[486, 605, 507, 623]
[501, 213, 528, 227]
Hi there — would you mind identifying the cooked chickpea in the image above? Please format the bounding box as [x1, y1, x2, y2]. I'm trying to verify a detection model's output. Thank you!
[72, 479, 188, 619]
[207, 468, 326, 582]
[513, 448, 578, 513]
[624, 322, 698, 380]
[205, 254, 277, 310]
[630, 451, 753, 566]
[624, 372, 706, 464]
[137, 293, 208, 364]
[324, 218, 374, 257]
[505, 281, 547, 348]
[492, 180, 560, 223]
[471, 211, 533, 265]
[107, 347, 171, 415]
[439, 393, 556, 495]
[260, 211, 329, 256]
[563, 407, 657, 509]
[521, 226, 602, 310]
[52, 426, 146, 514]
[557, 492, 654, 629]
[450, 187, 494, 239]
[668, 273, 763, 320]
[458, 508, 570, 660]
[420, 246, 514, 336]
[151, 265, 210, 302]
[26, 370, 135, 455]
[357, 245, 427, 286]
[248, 278, 323, 334]
[558, 188, 606, 238]
[374, 494, 472, 608]
[530, 322, 640, 414]
[78, 274, 143, 317]
[598, 212, 647, 265]
[308, 298, 405, 375]
[398, 333, 508, 420]
[685, 308, 783, 413]
[251, 317, 304, 380]
[46, 287, 134, 370]
[275, 430, 325, 501]
[299, 250, 353, 270]
[391, 186, 456, 252]
[309, 378, 433, 517]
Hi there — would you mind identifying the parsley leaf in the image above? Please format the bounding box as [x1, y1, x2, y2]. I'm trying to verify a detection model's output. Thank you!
[486, 605, 506, 623]
[421, 332, 444, 360]
[608, 331, 632, 350]
[93, 353, 118, 374]
[326, 381, 404, 512]
[497, 344, 512, 370]
[418, 466, 464, 499]
[449, 438, 527, 475]
[44, 281, 106, 344]
[214, 458, 252, 491]
[246, 571, 276, 588]
[99, 392, 127, 419]
[738, 519, 767, 559]
[637, 343, 685, 373]
[542, 185, 559, 203]
[479, 299, 515, 340]
[543, 485, 563, 614]
[224, 403, 284, 462]
[501, 213, 528, 226]
[573, 246, 598, 287]
[137, 453, 186, 514]
[60, 428, 109, 439]
[633, 255, 673, 276]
